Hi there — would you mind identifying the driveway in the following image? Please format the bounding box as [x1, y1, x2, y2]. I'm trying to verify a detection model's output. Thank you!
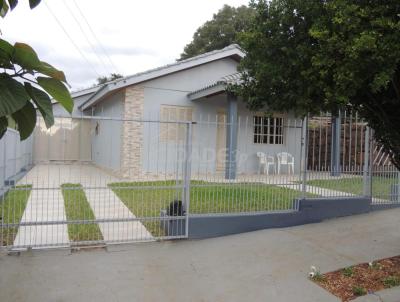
[1, 208, 400, 302]
[14, 163, 152, 249]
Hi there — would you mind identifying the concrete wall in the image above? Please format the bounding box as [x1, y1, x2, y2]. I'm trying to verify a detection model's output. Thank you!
[0, 129, 33, 194]
[91, 91, 124, 171]
[162, 197, 378, 239]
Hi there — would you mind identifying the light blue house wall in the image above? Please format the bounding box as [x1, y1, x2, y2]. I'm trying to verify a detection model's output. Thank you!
[90, 91, 124, 171]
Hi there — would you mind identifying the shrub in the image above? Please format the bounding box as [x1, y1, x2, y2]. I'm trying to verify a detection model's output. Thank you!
[383, 276, 400, 288]
[342, 267, 354, 277]
[352, 286, 367, 296]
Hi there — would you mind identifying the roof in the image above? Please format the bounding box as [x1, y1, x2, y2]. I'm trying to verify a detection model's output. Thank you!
[70, 85, 100, 98]
[79, 44, 245, 111]
[188, 73, 242, 101]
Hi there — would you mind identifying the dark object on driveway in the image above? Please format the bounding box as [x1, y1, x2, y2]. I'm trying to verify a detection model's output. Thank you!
[167, 200, 184, 216]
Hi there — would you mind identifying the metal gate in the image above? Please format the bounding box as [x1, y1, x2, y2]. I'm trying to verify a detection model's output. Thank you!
[0, 116, 192, 250]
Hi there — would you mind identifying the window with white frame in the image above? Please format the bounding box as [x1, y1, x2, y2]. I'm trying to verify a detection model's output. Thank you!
[160, 105, 193, 142]
[253, 116, 284, 144]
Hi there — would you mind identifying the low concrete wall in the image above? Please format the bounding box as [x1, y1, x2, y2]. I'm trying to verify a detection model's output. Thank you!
[161, 197, 400, 239]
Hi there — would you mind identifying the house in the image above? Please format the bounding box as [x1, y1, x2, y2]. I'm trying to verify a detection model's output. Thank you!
[37, 44, 303, 180]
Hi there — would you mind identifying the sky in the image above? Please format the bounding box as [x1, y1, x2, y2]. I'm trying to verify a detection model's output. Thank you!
[0, 0, 249, 91]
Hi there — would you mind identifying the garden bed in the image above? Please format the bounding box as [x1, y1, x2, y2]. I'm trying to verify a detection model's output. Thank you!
[311, 255, 400, 301]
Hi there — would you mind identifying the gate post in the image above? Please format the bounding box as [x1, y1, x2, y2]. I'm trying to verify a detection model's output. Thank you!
[363, 127, 371, 197]
[183, 122, 193, 237]
[301, 115, 309, 200]
[330, 111, 341, 176]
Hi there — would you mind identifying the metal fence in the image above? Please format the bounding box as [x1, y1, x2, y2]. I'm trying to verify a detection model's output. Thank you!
[0, 111, 399, 250]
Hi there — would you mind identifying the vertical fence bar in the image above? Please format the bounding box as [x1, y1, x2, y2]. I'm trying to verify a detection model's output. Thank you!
[363, 127, 371, 197]
[301, 115, 309, 199]
[183, 122, 193, 238]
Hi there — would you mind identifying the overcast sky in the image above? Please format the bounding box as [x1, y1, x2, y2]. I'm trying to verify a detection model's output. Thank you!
[1, 0, 249, 90]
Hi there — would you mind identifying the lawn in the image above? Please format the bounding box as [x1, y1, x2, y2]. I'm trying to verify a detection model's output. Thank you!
[307, 176, 398, 200]
[109, 180, 309, 237]
[0, 185, 32, 246]
[61, 184, 103, 242]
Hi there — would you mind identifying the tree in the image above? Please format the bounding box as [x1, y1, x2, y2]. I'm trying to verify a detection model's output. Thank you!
[0, 0, 73, 140]
[236, 0, 400, 168]
[179, 4, 255, 60]
[96, 73, 123, 85]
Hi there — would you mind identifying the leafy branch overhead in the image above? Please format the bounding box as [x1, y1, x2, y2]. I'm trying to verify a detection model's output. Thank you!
[236, 0, 400, 169]
[0, 0, 73, 140]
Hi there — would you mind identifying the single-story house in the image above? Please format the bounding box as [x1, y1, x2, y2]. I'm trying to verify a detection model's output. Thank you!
[37, 44, 303, 179]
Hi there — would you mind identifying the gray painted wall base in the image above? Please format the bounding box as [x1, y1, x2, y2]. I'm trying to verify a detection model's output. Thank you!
[160, 197, 400, 239]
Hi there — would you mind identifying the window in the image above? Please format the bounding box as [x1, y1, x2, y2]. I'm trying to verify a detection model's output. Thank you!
[160, 105, 193, 142]
[253, 116, 284, 144]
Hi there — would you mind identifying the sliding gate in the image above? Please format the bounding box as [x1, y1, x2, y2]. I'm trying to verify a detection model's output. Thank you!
[0, 116, 192, 249]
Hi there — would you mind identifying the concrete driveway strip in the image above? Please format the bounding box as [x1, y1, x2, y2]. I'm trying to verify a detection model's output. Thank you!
[84, 188, 153, 242]
[1, 208, 400, 302]
[13, 188, 69, 249]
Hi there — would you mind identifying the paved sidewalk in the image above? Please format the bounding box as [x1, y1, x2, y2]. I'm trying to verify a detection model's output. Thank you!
[1, 208, 400, 302]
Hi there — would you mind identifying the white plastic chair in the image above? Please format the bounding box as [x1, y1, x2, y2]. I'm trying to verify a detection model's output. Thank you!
[256, 152, 276, 175]
[277, 152, 294, 174]
[256, 152, 266, 174]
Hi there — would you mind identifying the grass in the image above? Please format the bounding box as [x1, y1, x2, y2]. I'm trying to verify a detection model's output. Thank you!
[306, 176, 398, 199]
[0, 185, 32, 246]
[61, 184, 103, 243]
[352, 286, 367, 296]
[383, 276, 400, 288]
[342, 267, 354, 277]
[109, 180, 312, 237]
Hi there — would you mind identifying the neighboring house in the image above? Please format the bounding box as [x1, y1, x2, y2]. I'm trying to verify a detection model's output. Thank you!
[39, 44, 303, 179]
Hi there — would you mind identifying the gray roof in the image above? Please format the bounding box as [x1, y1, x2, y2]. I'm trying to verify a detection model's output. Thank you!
[187, 73, 242, 101]
[70, 85, 100, 98]
[79, 44, 245, 110]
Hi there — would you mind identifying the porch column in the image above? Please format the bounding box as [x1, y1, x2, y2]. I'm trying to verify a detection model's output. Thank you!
[330, 111, 341, 176]
[225, 92, 238, 180]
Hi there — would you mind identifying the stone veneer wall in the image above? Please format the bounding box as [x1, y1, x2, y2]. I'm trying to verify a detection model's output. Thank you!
[120, 86, 144, 178]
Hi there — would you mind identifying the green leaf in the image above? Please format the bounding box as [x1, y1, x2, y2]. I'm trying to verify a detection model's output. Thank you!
[13, 42, 41, 70]
[0, 39, 13, 57]
[0, 51, 12, 68]
[25, 82, 54, 128]
[0, 73, 29, 116]
[36, 61, 67, 82]
[11, 101, 36, 140]
[0, 39, 14, 68]
[37, 76, 73, 113]
[0, 116, 7, 139]
[0, 0, 9, 17]
[29, 0, 40, 9]
[8, 0, 17, 10]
